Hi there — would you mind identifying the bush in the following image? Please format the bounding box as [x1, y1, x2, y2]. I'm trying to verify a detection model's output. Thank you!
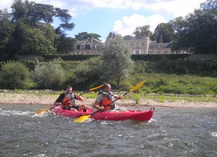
[0, 61, 31, 89]
[68, 57, 102, 90]
[32, 59, 65, 89]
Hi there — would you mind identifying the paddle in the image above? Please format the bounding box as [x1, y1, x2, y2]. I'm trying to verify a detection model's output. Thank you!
[34, 84, 104, 115]
[74, 80, 145, 123]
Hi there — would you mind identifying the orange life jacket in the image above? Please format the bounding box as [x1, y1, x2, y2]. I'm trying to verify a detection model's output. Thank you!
[61, 96, 72, 108]
[99, 95, 113, 110]
[61, 93, 75, 108]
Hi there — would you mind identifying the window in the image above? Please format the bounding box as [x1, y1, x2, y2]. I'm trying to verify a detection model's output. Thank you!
[136, 42, 139, 48]
[85, 44, 91, 50]
[76, 45, 80, 50]
[135, 50, 140, 54]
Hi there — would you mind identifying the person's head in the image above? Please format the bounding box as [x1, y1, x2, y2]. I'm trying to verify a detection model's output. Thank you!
[103, 83, 111, 92]
[65, 86, 73, 94]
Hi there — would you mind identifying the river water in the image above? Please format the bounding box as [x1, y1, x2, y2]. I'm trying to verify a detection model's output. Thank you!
[0, 104, 216, 157]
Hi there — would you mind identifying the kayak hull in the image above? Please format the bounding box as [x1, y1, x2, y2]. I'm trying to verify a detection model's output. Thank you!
[50, 106, 155, 121]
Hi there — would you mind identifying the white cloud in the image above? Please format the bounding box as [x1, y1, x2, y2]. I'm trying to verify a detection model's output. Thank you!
[1, 0, 205, 18]
[144, 0, 205, 18]
[0, 0, 206, 39]
[0, 0, 13, 11]
[112, 14, 167, 36]
[83, 0, 205, 17]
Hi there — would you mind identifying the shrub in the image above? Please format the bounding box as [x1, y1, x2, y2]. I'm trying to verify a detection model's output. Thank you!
[68, 57, 102, 90]
[0, 61, 31, 89]
[32, 60, 65, 89]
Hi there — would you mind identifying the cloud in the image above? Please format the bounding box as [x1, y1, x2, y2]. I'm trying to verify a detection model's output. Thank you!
[112, 14, 167, 36]
[0, 0, 13, 11]
[0, 0, 205, 39]
[143, 0, 205, 18]
[1, 0, 205, 17]
[80, 0, 205, 17]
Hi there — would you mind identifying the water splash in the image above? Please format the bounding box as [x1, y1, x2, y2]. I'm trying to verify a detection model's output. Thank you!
[33, 154, 47, 157]
[32, 113, 48, 118]
[0, 109, 33, 116]
[210, 132, 217, 137]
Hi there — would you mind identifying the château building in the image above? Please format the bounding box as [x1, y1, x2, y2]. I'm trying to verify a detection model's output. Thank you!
[74, 32, 187, 55]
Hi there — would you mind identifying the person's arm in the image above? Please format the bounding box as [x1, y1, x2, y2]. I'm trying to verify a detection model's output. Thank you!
[93, 101, 104, 111]
[75, 94, 84, 101]
[114, 94, 123, 100]
[93, 95, 104, 111]
[54, 101, 62, 106]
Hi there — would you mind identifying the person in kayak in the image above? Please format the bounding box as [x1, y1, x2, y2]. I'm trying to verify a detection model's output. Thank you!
[92, 83, 123, 112]
[54, 86, 91, 111]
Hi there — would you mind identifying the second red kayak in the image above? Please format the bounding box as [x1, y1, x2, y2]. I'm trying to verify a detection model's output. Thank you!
[50, 106, 155, 122]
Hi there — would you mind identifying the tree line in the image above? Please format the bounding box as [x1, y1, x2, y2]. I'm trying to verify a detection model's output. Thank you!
[0, 0, 76, 60]
[0, 36, 134, 90]
[134, 0, 217, 54]
[0, 0, 217, 61]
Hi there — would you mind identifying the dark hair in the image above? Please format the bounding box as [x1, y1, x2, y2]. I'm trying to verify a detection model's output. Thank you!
[66, 86, 72, 90]
[103, 83, 110, 89]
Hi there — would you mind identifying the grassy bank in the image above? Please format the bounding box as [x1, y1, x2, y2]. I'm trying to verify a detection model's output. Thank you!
[126, 73, 217, 95]
[0, 73, 216, 105]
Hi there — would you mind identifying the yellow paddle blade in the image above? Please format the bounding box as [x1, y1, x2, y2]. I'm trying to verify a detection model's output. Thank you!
[89, 84, 104, 91]
[35, 107, 50, 115]
[129, 80, 145, 92]
[74, 115, 91, 123]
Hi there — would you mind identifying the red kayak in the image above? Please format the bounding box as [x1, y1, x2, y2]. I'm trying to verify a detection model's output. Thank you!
[50, 106, 155, 121]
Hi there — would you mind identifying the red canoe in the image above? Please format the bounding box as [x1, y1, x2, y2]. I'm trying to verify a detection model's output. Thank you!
[50, 106, 155, 121]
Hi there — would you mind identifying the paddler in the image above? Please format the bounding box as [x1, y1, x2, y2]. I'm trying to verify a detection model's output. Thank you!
[92, 83, 123, 112]
[54, 86, 91, 111]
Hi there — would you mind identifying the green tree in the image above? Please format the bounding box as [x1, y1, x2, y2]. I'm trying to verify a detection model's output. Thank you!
[153, 23, 174, 43]
[11, 0, 74, 30]
[0, 0, 75, 58]
[56, 36, 76, 54]
[75, 32, 102, 43]
[0, 9, 15, 60]
[0, 61, 31, 89]
[11, 22, 56, 55]
[172, 0, 217, 54]
[133, 25, 152, 39]
[170, 17, 190, 53]
[102, 35, 133, 86]
[201, 0, 217, 14]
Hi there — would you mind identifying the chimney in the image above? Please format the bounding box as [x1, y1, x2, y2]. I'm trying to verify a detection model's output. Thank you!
[159, 34, 163, 43]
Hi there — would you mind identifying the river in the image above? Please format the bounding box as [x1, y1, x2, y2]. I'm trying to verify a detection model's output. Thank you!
[0, 104, 216, 157]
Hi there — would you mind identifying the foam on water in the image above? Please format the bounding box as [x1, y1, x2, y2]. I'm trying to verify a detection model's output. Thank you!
[0, 109, 33, 116]
[32, 112, 49, 118]
[210, 132, 217, 137]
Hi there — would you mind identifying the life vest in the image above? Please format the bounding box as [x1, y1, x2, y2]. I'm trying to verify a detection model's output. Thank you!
[61, 93, 75, 108]
[99, 92, 115, 110]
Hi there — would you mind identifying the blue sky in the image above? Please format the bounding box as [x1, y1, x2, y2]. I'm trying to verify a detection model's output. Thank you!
[0, 0, 206, 41]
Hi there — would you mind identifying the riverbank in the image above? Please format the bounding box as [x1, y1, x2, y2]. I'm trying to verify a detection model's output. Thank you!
[0, 92, 217, 108]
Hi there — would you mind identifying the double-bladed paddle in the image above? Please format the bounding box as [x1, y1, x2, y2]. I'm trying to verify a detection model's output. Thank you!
[74, 80, 145, 123]
[34, 84, 104, 115]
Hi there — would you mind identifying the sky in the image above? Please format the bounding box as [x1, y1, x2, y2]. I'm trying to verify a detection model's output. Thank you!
[0, 0, 206, 41]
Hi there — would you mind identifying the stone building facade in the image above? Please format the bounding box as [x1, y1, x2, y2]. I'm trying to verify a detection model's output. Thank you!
[74, 33, 186, 55]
